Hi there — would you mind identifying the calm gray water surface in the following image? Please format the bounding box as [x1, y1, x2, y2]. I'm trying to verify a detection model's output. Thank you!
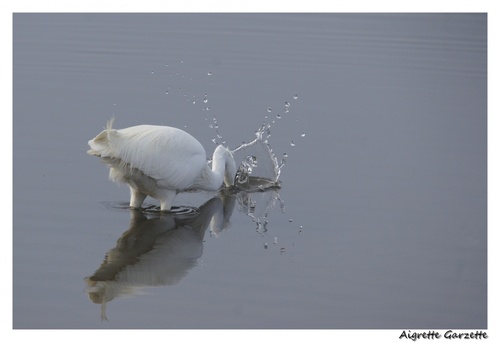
[13, 13, 487, 329]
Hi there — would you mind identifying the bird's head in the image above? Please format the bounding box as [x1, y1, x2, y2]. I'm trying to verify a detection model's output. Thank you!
[214, 145, 237, 187]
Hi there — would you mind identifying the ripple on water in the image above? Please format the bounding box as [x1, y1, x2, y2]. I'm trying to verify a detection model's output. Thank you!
[101, 201, 199, 215]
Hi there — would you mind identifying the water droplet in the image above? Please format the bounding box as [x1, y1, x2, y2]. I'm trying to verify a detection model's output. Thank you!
[290, 141, 296, 147]
[207, 71, 213, 76]
[280, 153, 288, 167]
[293, 94, 298, 100]
[289, 219, 293, 223]
[285, 101, 290, 107]
[165, 90, 169, 95]
[151, 71, 155, 74]
[276, 114, 282, 119]
[192, 101, 196, 104]
[267, 107, 272, 113]
[301, 133, 306, 137]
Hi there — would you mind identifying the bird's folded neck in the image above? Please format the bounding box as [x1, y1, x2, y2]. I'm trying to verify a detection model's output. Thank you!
[193, 145, 235, 191]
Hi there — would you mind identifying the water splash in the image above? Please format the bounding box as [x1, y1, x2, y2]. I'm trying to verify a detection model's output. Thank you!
[235, 155, 258, 186]
[189, 91, 294, 220]
[224, 119, 290, 233]
[229, 93, 300, 192]
[231, 122, 283, 190]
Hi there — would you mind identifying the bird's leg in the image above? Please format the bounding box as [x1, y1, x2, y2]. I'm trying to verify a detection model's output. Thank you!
[129, 187, 147, 209]
[159, 189, 177, 211]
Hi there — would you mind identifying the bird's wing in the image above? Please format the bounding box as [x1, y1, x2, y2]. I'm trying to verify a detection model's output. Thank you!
[90, 125, 207, 190]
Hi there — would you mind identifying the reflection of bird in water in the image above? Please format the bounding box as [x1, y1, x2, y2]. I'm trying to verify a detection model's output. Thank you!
[85, 196, 235, 321]
[87, 118, 237, 211]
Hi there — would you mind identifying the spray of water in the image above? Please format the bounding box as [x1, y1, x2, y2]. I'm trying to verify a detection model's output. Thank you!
[161, 63, 299, 231]
[218, 96, 299, 231]
[231, 123, 282, 189]
[205, 93, 300, 196]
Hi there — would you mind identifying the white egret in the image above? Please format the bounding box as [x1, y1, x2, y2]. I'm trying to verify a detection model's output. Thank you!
[88, 119, 237, 211]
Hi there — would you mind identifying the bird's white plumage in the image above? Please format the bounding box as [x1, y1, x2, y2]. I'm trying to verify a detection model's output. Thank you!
[88, 119, 236, 211]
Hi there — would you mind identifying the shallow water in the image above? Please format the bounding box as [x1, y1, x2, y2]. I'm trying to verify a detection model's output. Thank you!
[13, 13, 486, 329]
